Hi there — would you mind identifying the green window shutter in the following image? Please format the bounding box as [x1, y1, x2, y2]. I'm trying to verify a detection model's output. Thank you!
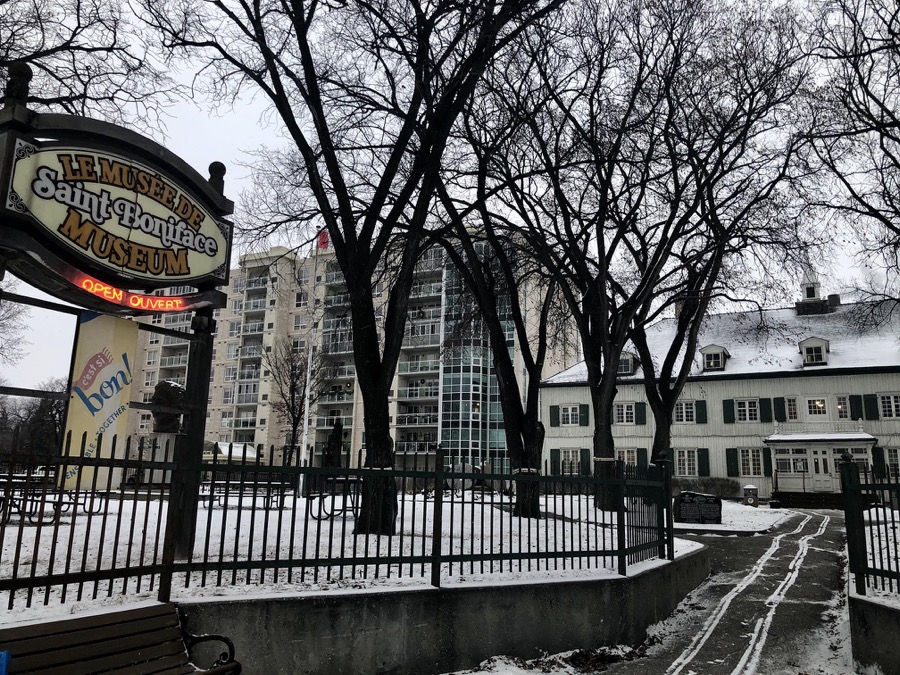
[549, 405, 560, 427]
[864, 394, 880, 420]
[850, 395, 864, 421]
[697, 448, 710, 477]
[763, 448, 773, 477]
[550, 448, 561, 476]
[723, 399, 735, 424]
[637, 448, 648, 469]
[759, 398, 773, 423]
[873, 446, 886, 479]
[580, 448, 591, 475]
[773, 397, 786, 422]
[694, 400, 707, 424]
[726, 448, 739, 477]
[635, 402, 647, 425]
[579, 404, 590, 426]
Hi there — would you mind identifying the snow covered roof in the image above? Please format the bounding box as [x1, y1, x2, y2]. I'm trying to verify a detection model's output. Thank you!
[542, 301, 900, 386]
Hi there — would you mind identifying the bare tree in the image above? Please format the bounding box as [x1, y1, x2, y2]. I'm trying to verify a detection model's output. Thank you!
[10, 377, 67, 457]
[262, 335, 334, 468]
[810, 0, 900, 305]
[140, 0, 565, 534]
[0, 279, 29, 366]
[1, 0, 175, 128]
[456, 0, 816, 491]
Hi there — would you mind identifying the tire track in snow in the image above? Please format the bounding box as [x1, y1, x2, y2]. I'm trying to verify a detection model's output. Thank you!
[664, 514, 813, 675]
[728, 514, 830, 675]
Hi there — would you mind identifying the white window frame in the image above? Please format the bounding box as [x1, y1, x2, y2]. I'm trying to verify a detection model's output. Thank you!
[704, 352, 723, 371]
[617, 356, 633, 375]
[674, 401, 695, 423]
[888, 448, 899, 480]
[735, 399, 759, 422]
[295, 291, 308, 308]
[561, 448, 580, 475]
[148, 334, 160, 345]
[614, 402, 635, 425]
[786, 397, 798, 421]
[675, 449, 697, 477]
[616, 449, 637, 465]
[146, 351, 158, 366]
[139, 413, 152, 430]
[740, 448, 763, 477]
[144, 372, 156, 387]
[880, 394, 900, 418]
[803, 345, 826, 365]
[560, 404, 580, 426]
[224, 366, 237, 382]
[836, 395, 849, 420]
[806, 397, 828, 416]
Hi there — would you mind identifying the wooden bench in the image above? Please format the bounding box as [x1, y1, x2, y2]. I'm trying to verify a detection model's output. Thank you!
[0, 602, 241, 674]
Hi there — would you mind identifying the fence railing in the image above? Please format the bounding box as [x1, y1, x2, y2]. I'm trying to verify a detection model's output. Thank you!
[841, 460, 900, 596]
[0, 435, 673, 610]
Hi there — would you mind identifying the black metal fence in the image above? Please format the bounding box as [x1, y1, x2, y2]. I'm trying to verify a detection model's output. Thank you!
[840, 459, 900, 596]
[0, 434, 674, 610]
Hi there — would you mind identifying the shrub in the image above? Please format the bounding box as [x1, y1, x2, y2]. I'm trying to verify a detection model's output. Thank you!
[672, 477, 741, 499]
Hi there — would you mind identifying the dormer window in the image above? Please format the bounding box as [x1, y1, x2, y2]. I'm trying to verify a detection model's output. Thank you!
[799, 337, 829, 366]
[617, 353, 638, 375]
[700, 345, 729, 372]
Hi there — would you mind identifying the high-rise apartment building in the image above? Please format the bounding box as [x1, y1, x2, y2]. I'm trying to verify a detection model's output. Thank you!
[129, 244, 576, 470]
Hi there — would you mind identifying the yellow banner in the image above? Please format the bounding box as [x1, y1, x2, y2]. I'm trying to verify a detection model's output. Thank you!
[63, 312, 138, 489]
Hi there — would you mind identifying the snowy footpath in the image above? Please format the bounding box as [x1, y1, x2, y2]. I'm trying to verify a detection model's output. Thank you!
[445, 508, 854, 675]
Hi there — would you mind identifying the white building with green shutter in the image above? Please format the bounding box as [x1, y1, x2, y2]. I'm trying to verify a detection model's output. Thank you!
[539, 279, 900, 504]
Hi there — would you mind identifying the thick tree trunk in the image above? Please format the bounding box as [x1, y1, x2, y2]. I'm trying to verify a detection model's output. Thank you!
[592, 393, 618, 511]
[353, 378, 398, 535]
[512, 425, 544, 518]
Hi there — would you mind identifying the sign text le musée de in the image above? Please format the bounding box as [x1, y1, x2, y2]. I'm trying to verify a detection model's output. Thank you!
[7, 140, 229, 287]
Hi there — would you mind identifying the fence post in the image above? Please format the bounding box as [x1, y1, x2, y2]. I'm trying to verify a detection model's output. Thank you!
[616, 459, 627, 576]
[659, 450, 675, 561]
[840, 452, 867, 596]
[430, 446, 444, 588]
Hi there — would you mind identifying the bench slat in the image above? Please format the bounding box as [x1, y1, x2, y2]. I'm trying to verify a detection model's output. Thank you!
[6, 616, 182, 658]
[0, 603, 176, 643]
[11, 628, 188, 673]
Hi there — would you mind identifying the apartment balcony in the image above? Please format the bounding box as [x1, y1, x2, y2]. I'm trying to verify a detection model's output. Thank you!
[395, 413, 438, 426]
[395, 441, 439, 454]
[240, 346, 263, 359]
[402, 333, 442, 348]
[163, 335, 189, 347]
[238, 370, 261, 381]
[242, 299, 267, 312]
[164, 314, 191, 327]
[313, 442, 352, 457]
[324, 271, 345, 285]
[409, 307, 442, 321]
[316, 416, 354, 428]
[324, 293, 350, 308]
[246, 277, 267, 289]
[323, 341, 353, 355]
[320, 391, 354, 404]
[414, 253, 445, 275]
[220, 419, 234, 428]
[322, 318, 351, 331]
[396, 387, 440, 400]
[410, 282, 442, 298]
[233, 417, 257, 429]
[236, 393, 258, 405]
[398, 359, 440, 374]
[163, 376, 186, 387]
[159, 354, 189, 368]
[243, 322, 264, 335]
[331, 365, 357, 379]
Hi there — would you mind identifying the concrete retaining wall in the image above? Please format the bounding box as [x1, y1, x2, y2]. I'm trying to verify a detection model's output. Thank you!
[179, 547, 709, 675]
[849, 593, 900, 674]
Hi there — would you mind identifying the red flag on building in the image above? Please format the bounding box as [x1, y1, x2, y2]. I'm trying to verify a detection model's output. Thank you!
[317, 229, 330, 250]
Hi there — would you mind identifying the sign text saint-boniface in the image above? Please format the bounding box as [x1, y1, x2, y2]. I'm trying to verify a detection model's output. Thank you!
[6, 139, 229, 288]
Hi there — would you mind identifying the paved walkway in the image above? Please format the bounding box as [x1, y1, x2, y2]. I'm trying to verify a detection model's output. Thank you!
[603, 510, 852, 675]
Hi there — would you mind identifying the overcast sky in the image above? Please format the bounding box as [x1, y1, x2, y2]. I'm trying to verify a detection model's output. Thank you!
[0, 96, 273, 390]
